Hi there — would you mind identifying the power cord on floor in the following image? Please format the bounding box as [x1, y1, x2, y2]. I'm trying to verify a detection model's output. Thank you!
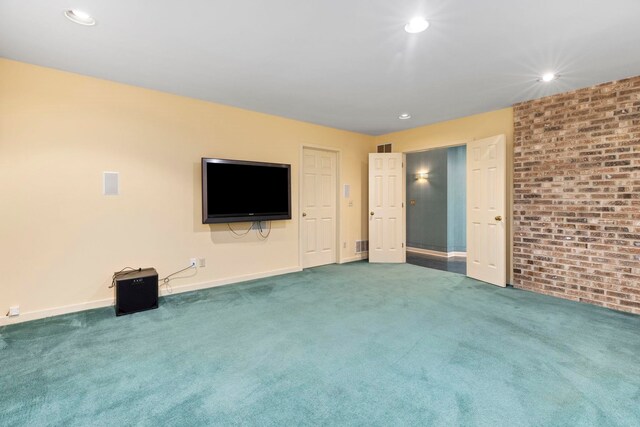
[107, 262, 198, 300]
[159, 264, 198, 294]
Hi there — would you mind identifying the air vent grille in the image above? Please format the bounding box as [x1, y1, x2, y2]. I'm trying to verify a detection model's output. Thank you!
[355, 240, 369, 253]
[376, 143, 392, 153]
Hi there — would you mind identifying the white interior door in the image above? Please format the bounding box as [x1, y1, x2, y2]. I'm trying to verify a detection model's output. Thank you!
[369, 153, 405, 263]
[302, 148, 337, 268]
[466, 134, 507, 286]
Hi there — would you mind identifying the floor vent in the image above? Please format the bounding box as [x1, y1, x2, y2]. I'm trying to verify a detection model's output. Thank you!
[355, 240, 369, 253]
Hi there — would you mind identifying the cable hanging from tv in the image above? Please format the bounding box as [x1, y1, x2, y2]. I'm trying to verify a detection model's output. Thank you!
[257, 221, 271, 239]
[227, 221, 271, 239]
[228, 222, 252, 237]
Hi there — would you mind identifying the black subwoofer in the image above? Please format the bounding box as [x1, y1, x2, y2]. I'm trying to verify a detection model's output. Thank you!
[114, 268, 158, 316]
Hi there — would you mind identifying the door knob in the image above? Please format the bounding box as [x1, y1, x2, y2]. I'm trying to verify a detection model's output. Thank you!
[370, 211, 374, 216]
[495, 215, 502, 221]
[302, 212, 307, 217]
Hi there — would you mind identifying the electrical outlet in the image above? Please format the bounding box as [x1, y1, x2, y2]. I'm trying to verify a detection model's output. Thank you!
[198, 258, 206, 268]
[343, 242, 346, 249]
[189, 258, 197, 268]
[8, 305, 19, 317]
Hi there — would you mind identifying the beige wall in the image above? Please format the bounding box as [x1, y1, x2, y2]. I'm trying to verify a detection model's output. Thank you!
[373, 108, 515, 282]
[0, 59, 373, 323]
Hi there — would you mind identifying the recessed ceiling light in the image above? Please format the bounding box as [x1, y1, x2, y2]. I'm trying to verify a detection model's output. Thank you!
[64, 9, 96, 26]
[399, 113, 411, 120]
[404, 17, 429, 34]
[539, 72, 558, 82]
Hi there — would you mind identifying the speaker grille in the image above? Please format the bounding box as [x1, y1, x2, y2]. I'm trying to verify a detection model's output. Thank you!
[103, 172, 119, 196]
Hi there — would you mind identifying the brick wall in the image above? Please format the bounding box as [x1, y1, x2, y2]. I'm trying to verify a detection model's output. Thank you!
[513, 77, 640, 314]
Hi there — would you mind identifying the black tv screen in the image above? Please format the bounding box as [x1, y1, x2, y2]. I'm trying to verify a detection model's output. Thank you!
[202, 158, 291, 224]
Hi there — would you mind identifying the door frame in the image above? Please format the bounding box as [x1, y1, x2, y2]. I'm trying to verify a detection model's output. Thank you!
[401, 136, 510, 283]
[298, 144, 342, 269]
[404, 142, 467, 258]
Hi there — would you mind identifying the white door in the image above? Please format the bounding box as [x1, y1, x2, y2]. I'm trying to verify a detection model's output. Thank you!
[466, 134, 507, 286]
[369, 153, 405, 263]
[302, 148, 337, 268]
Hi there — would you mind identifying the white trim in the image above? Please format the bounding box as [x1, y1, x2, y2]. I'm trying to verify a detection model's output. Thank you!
[159, 266, 301, 296]
[339, 253, 368, 264]
[0, 266, 301, 327]
[449, 252, 467, 258]
[403, 141, 468, 154]
[0, 297, 114, 327]
[407, 247, 467, 258]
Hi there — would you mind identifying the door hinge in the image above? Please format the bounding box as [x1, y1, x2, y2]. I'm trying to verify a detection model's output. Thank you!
[402, 243, 404, 248]
[402, 202, 404, 208]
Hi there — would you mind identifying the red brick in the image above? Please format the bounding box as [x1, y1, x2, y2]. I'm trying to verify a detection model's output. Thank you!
[513, 75, 640, 315]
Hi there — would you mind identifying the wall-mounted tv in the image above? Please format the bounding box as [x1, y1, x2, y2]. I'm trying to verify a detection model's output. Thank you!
[202, 158, 291, 224]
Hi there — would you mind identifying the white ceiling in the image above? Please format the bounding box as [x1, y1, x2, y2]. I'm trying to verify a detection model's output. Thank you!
[2, 0, 640, 135]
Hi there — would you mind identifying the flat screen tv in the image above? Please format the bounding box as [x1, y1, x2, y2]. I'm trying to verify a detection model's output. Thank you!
[202, 158, 291, 224]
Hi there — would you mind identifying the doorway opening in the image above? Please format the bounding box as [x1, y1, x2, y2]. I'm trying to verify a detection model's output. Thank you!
[405, 145, 467, 274]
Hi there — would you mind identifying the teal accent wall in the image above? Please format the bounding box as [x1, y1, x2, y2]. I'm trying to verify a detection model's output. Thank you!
[406, 149, 448, 252]
[447, 145, 467, 252]
[406, 146, 466, 253]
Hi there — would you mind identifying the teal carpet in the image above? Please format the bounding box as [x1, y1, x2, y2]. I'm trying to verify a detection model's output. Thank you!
[1, 263, 639, 426]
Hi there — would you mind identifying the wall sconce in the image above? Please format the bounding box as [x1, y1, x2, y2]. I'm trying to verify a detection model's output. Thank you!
[415, 172, 429, 181]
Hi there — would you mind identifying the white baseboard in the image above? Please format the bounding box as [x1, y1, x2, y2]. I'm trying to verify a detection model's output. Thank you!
[449, 251, 467, 258]
[0, 266, 302, 327]
[159, 266, 301, 296]
[340, 253, 368, 264]
[0, 297, 115, 327]
[407, 247, 467, 258]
